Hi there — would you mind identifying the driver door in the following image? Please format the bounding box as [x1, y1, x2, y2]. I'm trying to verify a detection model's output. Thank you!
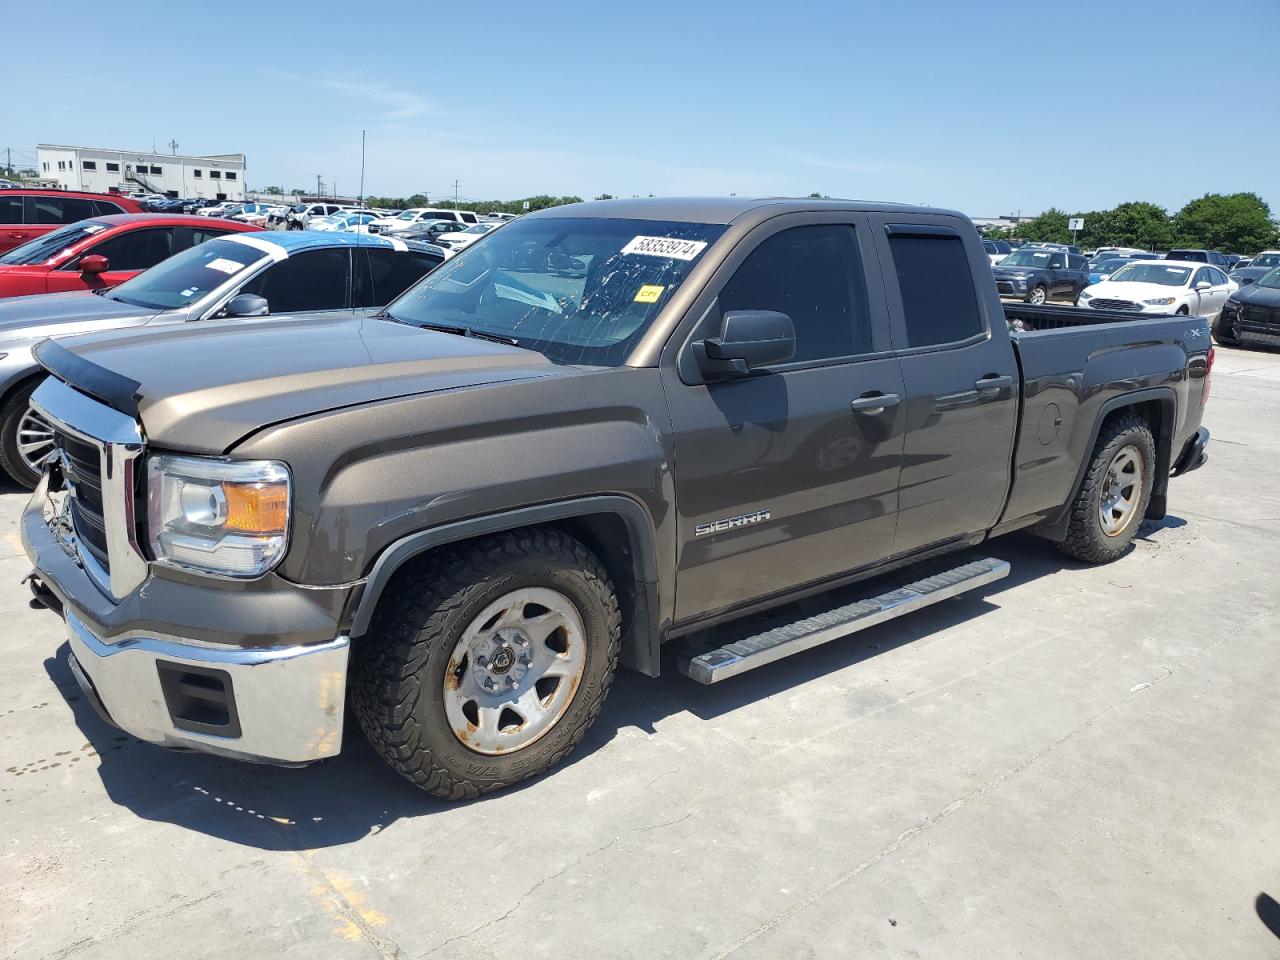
[662, 215, 905, 623]
[48, 226, 178, 293]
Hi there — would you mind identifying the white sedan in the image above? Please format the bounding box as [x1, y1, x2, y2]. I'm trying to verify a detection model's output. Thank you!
[433, 221, 502, 251]
[1079, 260, 1237, 319]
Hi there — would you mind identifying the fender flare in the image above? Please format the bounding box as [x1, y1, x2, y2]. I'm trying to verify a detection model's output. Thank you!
[1038, 386, 1177, 540]
[344, 494, 663, 676]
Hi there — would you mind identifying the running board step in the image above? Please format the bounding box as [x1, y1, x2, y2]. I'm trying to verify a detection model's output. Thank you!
[679, 557, 1010, 684]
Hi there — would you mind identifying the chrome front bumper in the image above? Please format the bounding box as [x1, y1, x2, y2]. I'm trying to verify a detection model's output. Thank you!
[65, 609, 349, 765]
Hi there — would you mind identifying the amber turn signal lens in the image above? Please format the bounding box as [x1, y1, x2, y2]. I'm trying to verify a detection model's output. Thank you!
[222, 482, 289, 533]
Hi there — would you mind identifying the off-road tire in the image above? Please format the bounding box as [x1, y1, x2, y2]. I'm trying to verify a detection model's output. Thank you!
[1027, 285, 1048, 305]
[1057, 414, 1156, 564]
[0, 380, 45, 490]
[352, 529, 621, 799]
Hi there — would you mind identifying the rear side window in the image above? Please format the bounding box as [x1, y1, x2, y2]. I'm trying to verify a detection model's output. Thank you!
[241, 248, 351, 313]
[0, 195, 22, 224]
[365, 249, 442, 306]
[718, 224, 872, 362]
[887, 233, 983, 348]
[91, 200, 125, 216]
[32, 195, 97, 225]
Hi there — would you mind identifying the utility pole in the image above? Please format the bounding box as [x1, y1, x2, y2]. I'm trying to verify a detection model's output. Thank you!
[316, 174, 322, 199]
[453, 179, 460, 205]
[168, 139, 179, 156]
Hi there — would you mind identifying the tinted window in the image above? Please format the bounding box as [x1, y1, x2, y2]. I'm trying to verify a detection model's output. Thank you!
[241, 248, 351, 312]
[106, 162, 120, 172]
[1169, 250, 1207, 262]
[84, 228, 176, 271]
[1068, 255, 1087, 270]
[887, 233, 983, 348]
[91, 199, 126, 216]
[191, 228, 233, 246]
[1047, 254, 1065, 268]
[32, 195, 97, 225]
[365, 249, 442, 306]
[107, 237, 265, 310]
[719, 225, 871, 362]
[0, 195, 22, 225]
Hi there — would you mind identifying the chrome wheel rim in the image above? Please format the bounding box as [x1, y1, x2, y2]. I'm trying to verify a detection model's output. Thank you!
[443, 587, 586, 755]
[1029, 287, 1046, 305]
[17, 405, 56, 477]
[1099, 445, 1144, 537]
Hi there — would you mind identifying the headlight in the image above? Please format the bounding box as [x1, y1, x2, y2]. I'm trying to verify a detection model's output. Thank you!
[1143, 296, 1176, 305]
[147, 455, 291, 577]
[1080, 291, 1093, 300]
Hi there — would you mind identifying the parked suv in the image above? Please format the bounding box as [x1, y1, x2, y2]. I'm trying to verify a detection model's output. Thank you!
[0, 190, 144, 254]
[1165, 249, 1229, 267]
[992, 247, 1090, 303]
[0, 232, 442, 487]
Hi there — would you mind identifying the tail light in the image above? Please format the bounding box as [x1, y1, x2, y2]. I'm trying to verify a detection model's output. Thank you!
[1202, 346, 1215, 406]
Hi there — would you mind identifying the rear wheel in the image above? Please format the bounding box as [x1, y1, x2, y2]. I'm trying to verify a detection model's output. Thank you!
[1027, 285, 1047, 305]
[1058, 414, 1155, 564]
[352, 529, 621, 799]
[0, 381, 55, 490]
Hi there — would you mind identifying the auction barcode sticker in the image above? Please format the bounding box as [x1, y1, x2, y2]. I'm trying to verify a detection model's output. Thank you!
[206, 258, 247, 275]
[621, 236, 708, 261]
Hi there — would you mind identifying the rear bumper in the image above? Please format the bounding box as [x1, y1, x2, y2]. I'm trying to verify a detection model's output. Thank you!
[64, 609, 348, 765]
[1172, 427, 1210, 477]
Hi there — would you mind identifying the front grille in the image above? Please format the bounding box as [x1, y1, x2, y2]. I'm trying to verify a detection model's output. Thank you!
[1089, 298, 1142, 311]
[1243, 304, 1278, 325]
[55, 431, 110, 572]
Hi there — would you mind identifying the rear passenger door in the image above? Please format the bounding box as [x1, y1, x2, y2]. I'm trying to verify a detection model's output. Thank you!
[663, 214, 906, 621]
[0, 194, 27, 253]
[866, 217, 1020, 557]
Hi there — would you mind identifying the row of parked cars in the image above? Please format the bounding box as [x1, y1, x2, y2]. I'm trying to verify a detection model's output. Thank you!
[987, 238, 1280, 330]
[0, 187, 452, 487]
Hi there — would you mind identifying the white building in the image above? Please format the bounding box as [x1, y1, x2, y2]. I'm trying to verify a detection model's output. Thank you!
[36, 144, 247, 200]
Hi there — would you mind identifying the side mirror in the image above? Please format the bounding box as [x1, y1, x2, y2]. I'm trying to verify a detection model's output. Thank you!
[225, 293, 270, 318]
[1194, 281, 1211, 291]
[79, 254, 109, 275]
[694, 310, 795, 378]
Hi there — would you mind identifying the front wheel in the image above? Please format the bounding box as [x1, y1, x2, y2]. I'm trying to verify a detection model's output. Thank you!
[1058, 414, 1155, 564]
[1027, 285, 1047, 305]
[352, 529, 621, 799]
[0, 381, 56, 490]
[1212, 315, 1242, 346]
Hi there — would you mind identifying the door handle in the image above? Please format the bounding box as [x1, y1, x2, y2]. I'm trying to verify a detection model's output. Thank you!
[8, 232, 24, 239]
[974, 374, 1013, 393]
[850, 393, 901, 415]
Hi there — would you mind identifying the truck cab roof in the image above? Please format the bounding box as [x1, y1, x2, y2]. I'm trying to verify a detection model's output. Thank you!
[524, 196, 960, 225]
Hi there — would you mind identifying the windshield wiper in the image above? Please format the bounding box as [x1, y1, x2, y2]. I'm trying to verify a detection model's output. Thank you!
[380, 315, 520, 347]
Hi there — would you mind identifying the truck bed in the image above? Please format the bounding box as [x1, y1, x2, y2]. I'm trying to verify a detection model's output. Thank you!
[998, 303, 1210, 534]
[1004, 302, 1178, 332]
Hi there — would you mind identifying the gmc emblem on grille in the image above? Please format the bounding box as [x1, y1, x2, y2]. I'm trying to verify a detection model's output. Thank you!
[695, 509, 771, 537]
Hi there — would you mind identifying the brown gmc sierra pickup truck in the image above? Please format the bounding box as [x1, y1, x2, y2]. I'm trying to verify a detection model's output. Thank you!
[22, 197, 1211, 798]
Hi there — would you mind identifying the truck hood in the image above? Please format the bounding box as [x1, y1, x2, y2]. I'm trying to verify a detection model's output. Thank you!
[0, 291, 159, 347]
[43, 314, 565, 453]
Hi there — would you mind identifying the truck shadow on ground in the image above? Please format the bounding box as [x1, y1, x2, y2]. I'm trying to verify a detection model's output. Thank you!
[42, 526, 1179, 850]
[1258, 893, 1280, 940]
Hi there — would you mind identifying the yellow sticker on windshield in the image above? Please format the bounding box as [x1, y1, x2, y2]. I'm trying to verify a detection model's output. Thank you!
[634, 284, 665, 304]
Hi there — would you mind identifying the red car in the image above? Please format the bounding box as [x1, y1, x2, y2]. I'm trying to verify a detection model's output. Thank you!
[0, 189, 144, 254]
[0, 214, 263, 298]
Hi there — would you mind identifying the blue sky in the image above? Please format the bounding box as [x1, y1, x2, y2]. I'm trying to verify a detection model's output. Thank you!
[7, 0, 1278, 216]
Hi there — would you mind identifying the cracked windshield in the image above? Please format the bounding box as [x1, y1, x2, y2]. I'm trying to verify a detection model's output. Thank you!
[383, 216, 725, 364]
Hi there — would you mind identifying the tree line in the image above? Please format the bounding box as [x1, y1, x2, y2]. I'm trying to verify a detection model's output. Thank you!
[985, 192, 1278, 254]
